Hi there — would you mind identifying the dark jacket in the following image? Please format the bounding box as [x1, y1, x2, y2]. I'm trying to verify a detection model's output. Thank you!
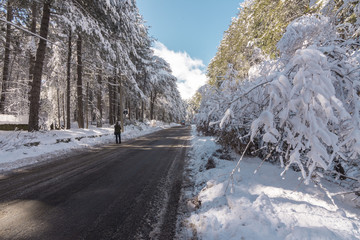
[114, 123, 121, 134]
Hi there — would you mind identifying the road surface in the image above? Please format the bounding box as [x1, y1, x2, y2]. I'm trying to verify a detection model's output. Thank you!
[0, 126, 191, 240]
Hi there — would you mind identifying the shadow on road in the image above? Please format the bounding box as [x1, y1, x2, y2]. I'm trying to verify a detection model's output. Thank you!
[0, 126, 191, 240]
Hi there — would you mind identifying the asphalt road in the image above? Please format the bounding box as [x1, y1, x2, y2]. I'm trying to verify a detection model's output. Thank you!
[0, 126, 191, 240]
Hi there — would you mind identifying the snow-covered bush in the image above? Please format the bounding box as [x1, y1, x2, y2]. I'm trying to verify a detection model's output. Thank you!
[195, 62, 273, 153]
[251, 48, 352, 184]
[196, 13, 360, 184]
[277, 14, 334, 59]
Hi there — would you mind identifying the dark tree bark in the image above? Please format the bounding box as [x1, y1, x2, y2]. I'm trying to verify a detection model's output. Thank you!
[57, 88, 61, 128]
[62, 93, 66, 129]
[76, 34, 84, 129]
[89, 84, 94, 123]
[28, 0, 51, 131]
[85, 81, 89, 128]
[108, 77, 114, 125]
[119, 75, 124, 131]
[150, 90, 157, 120]
[96, 67, 102, 127]
[127, 99, 131, 120]
[66, 30, 72, 129]
[112, 75, 117, 125]
[113, 78, 117, 123]
[0, 1, 13, 113]
[141, 101, 144, 122]
[117, 84, 121, 122]
[125, 98, 130, 120]
[140, 71, 147, 121]
[28, 1, 37, 99]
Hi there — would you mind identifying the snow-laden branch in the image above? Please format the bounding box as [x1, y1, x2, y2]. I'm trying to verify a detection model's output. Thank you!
[230, 79, 273, 105]
[195, 13, 360, 188]
[0, 18, 55, 45]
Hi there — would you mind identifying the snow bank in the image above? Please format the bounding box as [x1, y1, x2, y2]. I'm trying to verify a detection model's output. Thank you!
[183, 126, 360, 240]
[0, 121, 178, 172]
[0, 115, 28, 124]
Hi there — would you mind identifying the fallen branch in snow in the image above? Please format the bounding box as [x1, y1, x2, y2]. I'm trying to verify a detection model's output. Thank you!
[253, 152, 272, 174]
[324, 171, 360, 197]
[327, 170, 360, 182]
[331, 189, 360, 197]
[315, 178, 339, 209]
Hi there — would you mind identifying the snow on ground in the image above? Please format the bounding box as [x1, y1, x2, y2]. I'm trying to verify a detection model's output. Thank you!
[0, 120, 177, 172]
[181, 125, 360, 240]
[0, 114, 28, 124]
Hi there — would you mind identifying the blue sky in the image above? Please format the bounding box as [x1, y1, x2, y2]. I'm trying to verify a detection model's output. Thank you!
[137, 0, 244, 99]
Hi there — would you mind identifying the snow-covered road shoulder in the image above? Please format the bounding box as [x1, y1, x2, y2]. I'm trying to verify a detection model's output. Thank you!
[182, 125, 360, 240]
[0, 121, 178, 172]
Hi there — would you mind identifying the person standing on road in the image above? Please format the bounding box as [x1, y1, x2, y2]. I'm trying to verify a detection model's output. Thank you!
[114, 121, 121, 144]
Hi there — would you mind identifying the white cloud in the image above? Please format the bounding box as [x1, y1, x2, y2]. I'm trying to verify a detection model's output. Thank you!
[152, 41, 207, 100]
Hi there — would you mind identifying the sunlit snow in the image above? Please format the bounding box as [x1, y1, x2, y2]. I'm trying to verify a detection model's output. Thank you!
[0, 121, 177, 172]
[181, 126, 360, 240]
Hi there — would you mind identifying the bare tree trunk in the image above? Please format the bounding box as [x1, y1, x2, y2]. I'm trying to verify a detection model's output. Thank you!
[111, 82, 116, 123]
[97, 67, 102, 127]
[108, 77, 114, 125]
[113, 78, 117, 124]
[125, 98, 130, 120]
[141, 101, 144, 122]
[76, 33, 84, 128]
[66, 30, 72, 129]
[28, 0, 51, 131]
[140, 71, 147, 122]
[117, 84, 121, 122]
[150, 90, 157, 120]
[128, 99, 131, 120]
[62, 93, 65, 129]
[85, 81, 89, 128]
[57, 88, 61, 128]
[0, 1, 13, 113]
[89, 85, 94, 124]
[114, 69, 119, 122]
[119, 75, 124, 132]
[73, 75, 77, 121]
[28, 1, 37, 100]
[150, 91, 153, 120]
[136, 105, 139, 120]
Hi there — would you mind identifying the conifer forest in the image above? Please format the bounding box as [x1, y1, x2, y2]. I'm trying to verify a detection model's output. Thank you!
[2, 0, 360, 239]
[0, 0, 185, 132]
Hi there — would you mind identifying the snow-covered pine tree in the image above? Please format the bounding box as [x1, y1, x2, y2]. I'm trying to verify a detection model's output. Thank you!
[197, 2, 360, 184]
[0, 0, 185, 130]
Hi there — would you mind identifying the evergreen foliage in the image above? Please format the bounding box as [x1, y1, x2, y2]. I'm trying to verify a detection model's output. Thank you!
[207, 0, 310, 86]
[0, 0, 185, 130]
[197, 0, 360, 184]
